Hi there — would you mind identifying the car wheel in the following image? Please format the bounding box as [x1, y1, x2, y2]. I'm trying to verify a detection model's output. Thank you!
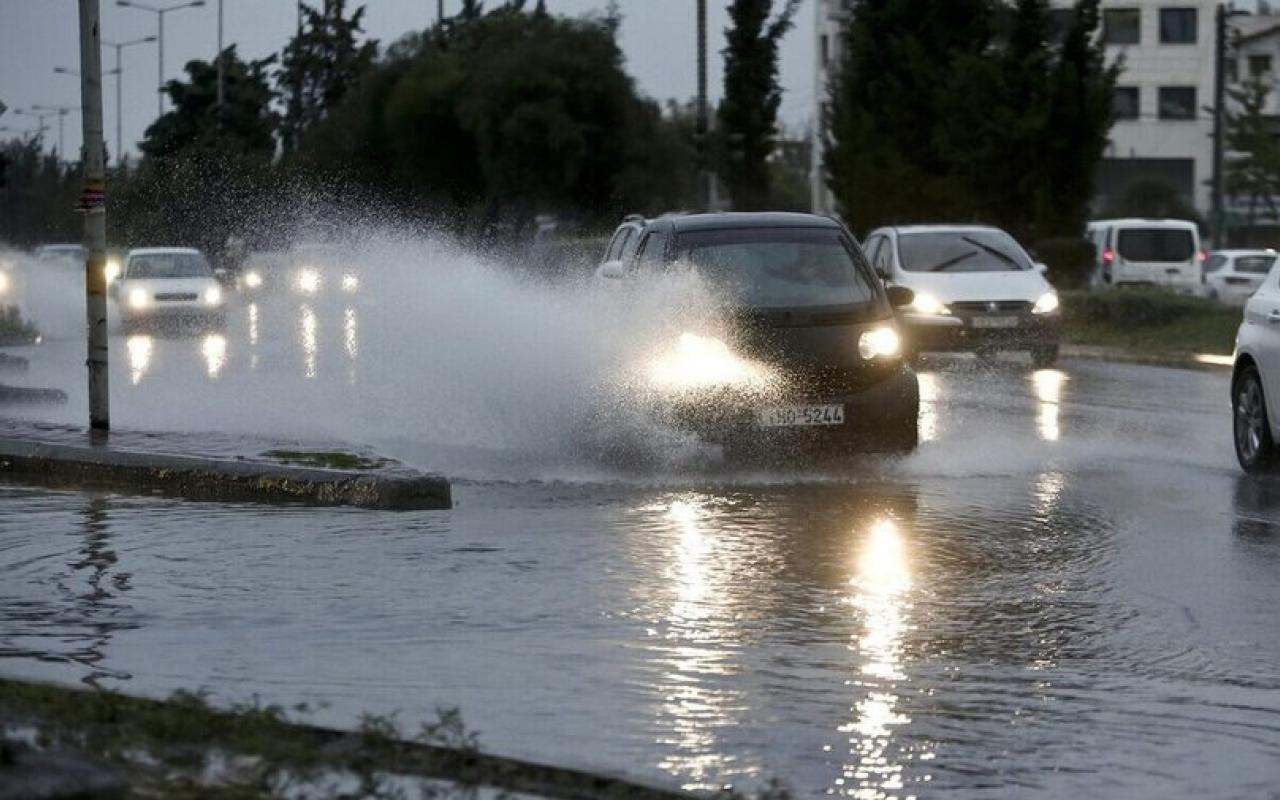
[1031, 345, 1059, 369]
[1234, 366, 1276, 473]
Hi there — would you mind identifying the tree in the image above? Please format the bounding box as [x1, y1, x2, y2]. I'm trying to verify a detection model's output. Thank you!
[826, 0, 1116, 239]
[0, 138, 79, 247]
[278, 0, 377, 154]
[140, 47, 278, 160]
[1225, 77, 1280, 229]
[717, 0, 800, 210]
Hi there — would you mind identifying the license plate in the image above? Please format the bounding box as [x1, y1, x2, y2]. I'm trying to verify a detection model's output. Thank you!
[971, 316, 1020, 329]
[757, 404, 846, 428]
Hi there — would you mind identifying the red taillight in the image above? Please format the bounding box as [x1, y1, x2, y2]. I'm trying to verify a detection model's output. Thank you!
[1198, 249, 1209, 264]
[1102, 248, 1115, 265]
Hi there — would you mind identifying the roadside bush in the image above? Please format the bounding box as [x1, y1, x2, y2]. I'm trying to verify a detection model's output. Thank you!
[1033, 237, 1095, 289]
[1063, 288, 1220, 327]
[0, 305, 38, 345]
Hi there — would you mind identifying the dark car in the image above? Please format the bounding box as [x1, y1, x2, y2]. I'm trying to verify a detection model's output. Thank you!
[598, 212, 920, 453]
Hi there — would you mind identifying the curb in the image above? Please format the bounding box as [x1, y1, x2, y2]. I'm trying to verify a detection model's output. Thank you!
[1061, 344, 1233, 372]
[0, 436, 451, 510]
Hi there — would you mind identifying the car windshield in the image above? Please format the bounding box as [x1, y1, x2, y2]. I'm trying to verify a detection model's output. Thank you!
[676, 227, 878, 310]
[1116, 228, 1195, 263]
[1204, 254, 1228, 273]
[898, 230, 1033, 272]
[127, 253, 211, 279]
[1234, 255, 1276, 275]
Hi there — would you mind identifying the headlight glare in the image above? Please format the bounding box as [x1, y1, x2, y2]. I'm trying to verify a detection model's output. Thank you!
[859, 326, 901, 360]
[104, 259, 121, 283]
[128, 288, 149, 310]
[1032, 292, 1060, 315]
[297, 268, 321, 294]
[243, 271, 263, 289]
[204, 286, 223, 306]
[909, 292, 950, 315]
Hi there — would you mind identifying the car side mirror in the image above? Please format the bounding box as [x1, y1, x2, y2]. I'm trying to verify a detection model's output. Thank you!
[886, 286, 914, 308]
[1035, 262, 1049, 276]
[596, 260, 625, 280]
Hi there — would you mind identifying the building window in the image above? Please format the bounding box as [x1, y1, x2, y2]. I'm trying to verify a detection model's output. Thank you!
[1249, 54, 1273, 77]
[1158, 8, 1197, 44]
[1112, 86, 1140, 120]
[1158, 86, 1197, 120]
[1103, 9, 1141, 45]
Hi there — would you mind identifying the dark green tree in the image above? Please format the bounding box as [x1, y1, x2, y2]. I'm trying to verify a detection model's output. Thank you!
[717, 0, 800, 210]
[0, 137, 80, 247]
[278, 0, 377, 153]
[140, 47, 278, 160]
[1225, 77, 1280, 228]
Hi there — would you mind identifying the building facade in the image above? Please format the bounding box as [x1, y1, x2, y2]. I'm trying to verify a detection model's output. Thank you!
[810, 0, 1222, 218]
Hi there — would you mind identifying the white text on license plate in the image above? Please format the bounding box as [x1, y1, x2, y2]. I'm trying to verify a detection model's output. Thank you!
[757, 404, 846, 428]
[970, 316, 1020, 329]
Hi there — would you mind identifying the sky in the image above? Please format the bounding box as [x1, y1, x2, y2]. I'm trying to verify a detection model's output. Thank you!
[0, 0, 818, 162]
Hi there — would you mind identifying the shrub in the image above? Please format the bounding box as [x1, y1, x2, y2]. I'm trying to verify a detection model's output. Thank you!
[1032, 237, 1096, 289]
[1062, 287, 1220, 327]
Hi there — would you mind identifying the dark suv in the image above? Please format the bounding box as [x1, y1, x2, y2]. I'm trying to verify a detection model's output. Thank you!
[599, 212, 920, 453]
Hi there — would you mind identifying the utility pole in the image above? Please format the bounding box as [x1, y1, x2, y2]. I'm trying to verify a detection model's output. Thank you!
[216, 0, 224, 126]
[438, 0, 444, 25]
[696, 0, 712, 211]
[1212, 2, 1227, 246]
[78, 0, 110, 432]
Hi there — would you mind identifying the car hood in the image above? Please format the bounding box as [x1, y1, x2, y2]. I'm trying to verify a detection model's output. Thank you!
[894, 270, 1051, 303]
[121, 277, 217, 294]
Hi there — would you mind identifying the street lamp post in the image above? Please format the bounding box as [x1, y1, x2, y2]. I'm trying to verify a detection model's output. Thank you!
[116, 0, 206, 118]
[78, 37, 156, 167]
[31, 105, 79, 162]
[13, 109, 54, 147]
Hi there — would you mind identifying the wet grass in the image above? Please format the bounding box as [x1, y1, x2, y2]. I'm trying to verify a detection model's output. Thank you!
[0, 305, 40, 346]
[1061, 289, 1240, 355]
[262, 449, 389, 471]
[0, 678, 720, 799]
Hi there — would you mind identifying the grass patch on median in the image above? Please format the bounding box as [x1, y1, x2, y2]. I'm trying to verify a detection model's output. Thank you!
[1060, 288, 1240, 356]
[262, 449, 388, 471]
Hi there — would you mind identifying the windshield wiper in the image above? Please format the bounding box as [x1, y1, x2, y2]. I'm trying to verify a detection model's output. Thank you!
[927, 250, 979, 272]
[962, 237, 1022, 269]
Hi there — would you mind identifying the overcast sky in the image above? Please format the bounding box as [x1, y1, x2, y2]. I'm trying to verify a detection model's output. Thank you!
[0, 0, 818, 162]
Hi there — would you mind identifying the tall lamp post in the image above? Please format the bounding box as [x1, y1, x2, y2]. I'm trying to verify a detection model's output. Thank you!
[13, 109, 54, 148]
[60, 36, 156, 168]
[31, 105, 80, 162]
[116, 0, 206, 118]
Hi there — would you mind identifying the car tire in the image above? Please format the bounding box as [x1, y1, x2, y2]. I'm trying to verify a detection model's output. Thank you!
[1234, 366, 1277, 473]
[1031, 345, 1059, 369]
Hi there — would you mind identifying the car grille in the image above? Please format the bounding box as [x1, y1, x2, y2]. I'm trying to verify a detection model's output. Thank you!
[948, 300, 1032, 315]
[155, 292, 198, 302]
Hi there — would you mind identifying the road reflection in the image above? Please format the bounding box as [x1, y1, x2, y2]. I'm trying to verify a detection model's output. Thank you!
[300, 304, 318, 379]
[917, 372, 939, 443]
[837, 517, 926, 798]
[1031, 369, 1067, 443]
[202, 334, 227, 379]
[126, 335, 153, 386]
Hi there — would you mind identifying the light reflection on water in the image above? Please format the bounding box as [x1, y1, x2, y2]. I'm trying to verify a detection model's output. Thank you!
[126, 335, 153, 386]
[917, 373, 939, 443]
[300, 304, 318, 380]
[1032, 369, 1067, 443]
[202, 334, 227, 379]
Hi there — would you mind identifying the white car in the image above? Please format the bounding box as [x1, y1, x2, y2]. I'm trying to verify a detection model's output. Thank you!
[862, 224, 1061, 366]
[1231, 257, 1280, 471]
[1204, 249, 1276, 305]
[114, 247, 225, 327]
[1086, 218, 1203, 291]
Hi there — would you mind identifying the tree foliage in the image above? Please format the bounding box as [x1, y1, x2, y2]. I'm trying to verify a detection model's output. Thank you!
[0, 138, 79, 247]
[718, 0, 801, 210]
[827, 0, 1117, 239]
[1225, 77, 1280, 227]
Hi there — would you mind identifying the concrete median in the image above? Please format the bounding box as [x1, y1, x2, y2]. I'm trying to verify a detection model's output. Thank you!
[0, 422, 450, 510]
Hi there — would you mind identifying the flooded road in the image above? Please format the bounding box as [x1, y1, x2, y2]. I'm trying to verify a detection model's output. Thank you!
[2, 293, 1280, 797]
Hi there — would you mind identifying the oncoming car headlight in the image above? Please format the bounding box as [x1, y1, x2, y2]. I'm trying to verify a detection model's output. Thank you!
[104, 258, 121, 283]
[204, 286, 223, 306]
[1032, 292, 1060, 315]
[0, 272, 10, 296]
[243, 270, 263, 289]
[859, 326, 901, 360]
[909, 292, 950, 315]
[297, 268, 321, 294]
[647, 333, 773, 392]
[128, 288, 150, 310]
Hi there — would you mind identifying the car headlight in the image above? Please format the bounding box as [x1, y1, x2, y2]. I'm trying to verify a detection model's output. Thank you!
[128, 288, 150, 310]
[909, 292, 950, 315]
[104, 259, 121, 283]
[647, 333, 773, 392]
[204, 286, 223, 306]
[1032, 292, 1060, 315]
[243, 270, 263, 289]
[342, 273, 359, 293]
[0, 272, 10, 295]
[297, 268, 321, 294]
[859, 326, 901, 360]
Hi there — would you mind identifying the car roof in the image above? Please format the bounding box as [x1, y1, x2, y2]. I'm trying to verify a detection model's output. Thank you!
[1087, 218, 1198, 229]
[1211, 249, 1277, 256]
[127, 247, 202, 256]
[660, 212, 843, 233]
[886, 224, 1009, 235]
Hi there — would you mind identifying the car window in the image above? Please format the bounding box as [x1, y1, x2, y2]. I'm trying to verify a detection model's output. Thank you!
[606, 227, 633, 261]
[1116, 228, 1195, 263]
[898, 230, 1033, 273]
[1234, 255, 1276, 275]
[875, 237, 894, 275]
[637, 231, 668, 266]
[675, 226, 880, 310]
[619, 228, 642, 262]
[127, 253, 212, 279]
[1204, 254, 1228, 273]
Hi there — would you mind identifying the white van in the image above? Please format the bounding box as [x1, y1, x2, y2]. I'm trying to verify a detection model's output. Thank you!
[1086, 218, 1203, 291]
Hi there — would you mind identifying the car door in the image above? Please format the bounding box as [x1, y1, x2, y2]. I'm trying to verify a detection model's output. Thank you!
[1245, 265, 1280, 423]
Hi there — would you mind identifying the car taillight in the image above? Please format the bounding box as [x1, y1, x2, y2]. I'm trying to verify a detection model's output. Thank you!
[1102, 248, 1115, 266]
[1197, 249, 1209, 264]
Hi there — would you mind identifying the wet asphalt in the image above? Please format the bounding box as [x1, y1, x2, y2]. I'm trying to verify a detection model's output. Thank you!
[0, 292, 1278, 798]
